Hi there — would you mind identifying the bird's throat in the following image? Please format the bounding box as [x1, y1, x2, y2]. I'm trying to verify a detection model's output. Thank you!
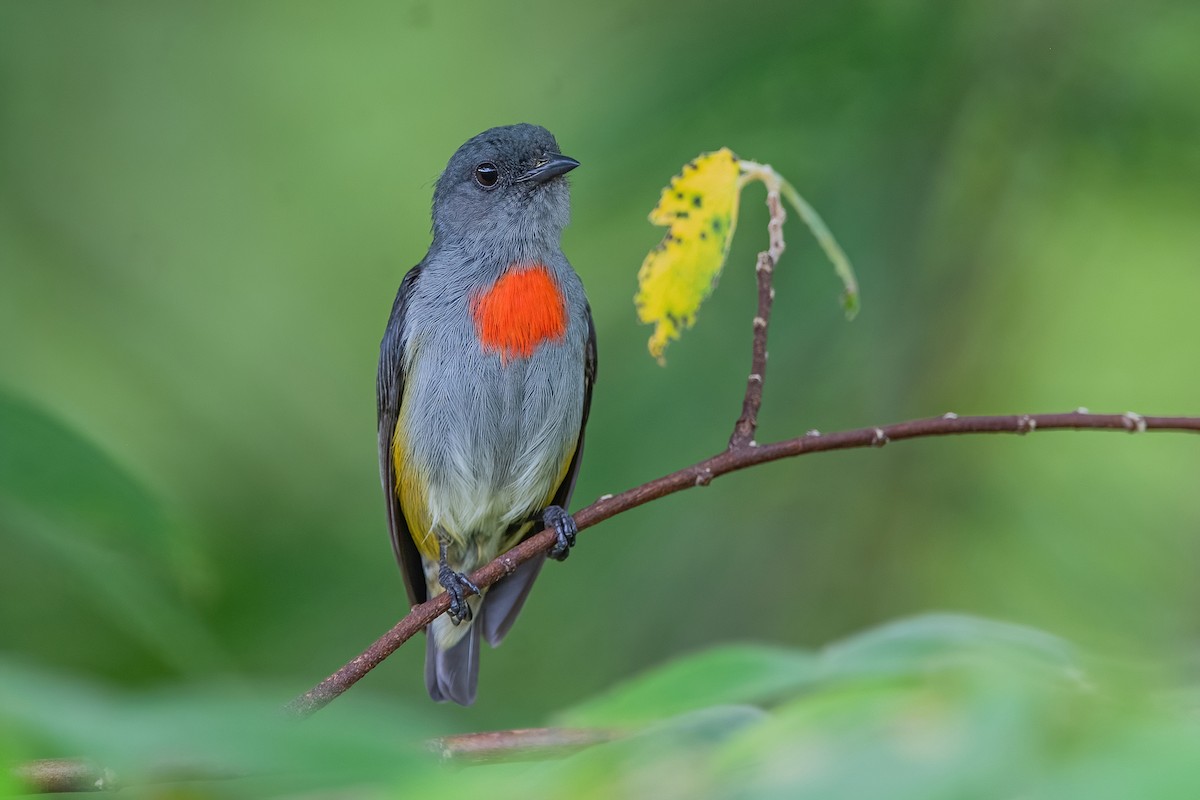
[470, 263, 568, 361]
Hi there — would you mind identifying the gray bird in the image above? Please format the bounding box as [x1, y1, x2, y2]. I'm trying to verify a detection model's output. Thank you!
[377, 124, 596, 705]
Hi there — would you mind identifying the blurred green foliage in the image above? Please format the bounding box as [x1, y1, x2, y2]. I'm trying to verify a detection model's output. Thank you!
[1, 0, 1198, 793]
[6, 616, 1200, 796]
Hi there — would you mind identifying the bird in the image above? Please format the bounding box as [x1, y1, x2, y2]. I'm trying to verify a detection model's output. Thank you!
[377, 124, 596, 705]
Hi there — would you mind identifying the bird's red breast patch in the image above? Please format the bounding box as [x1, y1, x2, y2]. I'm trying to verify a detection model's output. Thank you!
[471, 263, 568, 361]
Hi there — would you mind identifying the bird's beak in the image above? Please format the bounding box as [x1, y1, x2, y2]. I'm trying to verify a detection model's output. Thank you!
[515, 153, 580, 184]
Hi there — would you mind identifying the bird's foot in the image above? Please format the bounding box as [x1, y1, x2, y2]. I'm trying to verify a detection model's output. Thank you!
[543, 505, 578, 562]
[437, 547, 479, 625]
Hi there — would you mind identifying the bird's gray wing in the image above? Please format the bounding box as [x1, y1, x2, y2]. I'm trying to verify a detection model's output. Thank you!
[548, 301, 597, 511]
[481, 304, 597, 646]
[377, 264, 426, 607]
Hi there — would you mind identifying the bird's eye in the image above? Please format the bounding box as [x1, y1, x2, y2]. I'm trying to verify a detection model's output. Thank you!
[474, 162, 499, 188]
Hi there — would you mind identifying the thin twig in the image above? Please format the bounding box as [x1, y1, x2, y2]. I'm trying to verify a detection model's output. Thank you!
[14, 729, 620, 792]
[12, 760, 115, 793]
[428, 727, 620, 764]
[10, 760, 230, 794]
[287, 410, 1200, 716]
[730, 189, 785, 449]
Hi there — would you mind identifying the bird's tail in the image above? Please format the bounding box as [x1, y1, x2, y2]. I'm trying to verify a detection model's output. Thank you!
[425, 616, 481, 705]
[423, 555, 546, 705]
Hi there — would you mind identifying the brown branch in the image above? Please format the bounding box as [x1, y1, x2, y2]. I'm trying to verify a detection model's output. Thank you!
[11, 760, 229, 793]
[12, 760, 115, 793]
[730, 189, 785, 449]
[14, 729, 618, 791]
[287, 409, 1200, 716]
[428, 727, 619, 764]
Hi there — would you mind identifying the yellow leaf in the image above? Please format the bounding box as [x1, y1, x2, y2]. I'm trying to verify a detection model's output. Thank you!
[635, 148, 743, 363]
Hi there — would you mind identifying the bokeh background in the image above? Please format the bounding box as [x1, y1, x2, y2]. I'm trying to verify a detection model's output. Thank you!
[2, 0, 1198, 754]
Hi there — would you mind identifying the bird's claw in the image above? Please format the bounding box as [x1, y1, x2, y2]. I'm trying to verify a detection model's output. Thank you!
[543, 505, 577, 562]
[438, 563, 479, 625]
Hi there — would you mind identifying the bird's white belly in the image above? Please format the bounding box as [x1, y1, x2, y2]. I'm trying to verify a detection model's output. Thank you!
[402, 339, 580, 568]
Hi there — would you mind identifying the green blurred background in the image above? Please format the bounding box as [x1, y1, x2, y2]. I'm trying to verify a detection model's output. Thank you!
[1, 0, 1198, 739]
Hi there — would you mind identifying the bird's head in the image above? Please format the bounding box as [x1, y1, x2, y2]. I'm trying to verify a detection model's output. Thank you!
[431, 124, 578, 255]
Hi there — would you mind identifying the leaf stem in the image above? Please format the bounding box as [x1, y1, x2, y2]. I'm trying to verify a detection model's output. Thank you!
[779, 178, 859, 318]
[738, 160, 859, 318]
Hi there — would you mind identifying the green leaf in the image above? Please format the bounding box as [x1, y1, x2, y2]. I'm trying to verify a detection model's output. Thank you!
[819, 613, 1085, 684]
[0, 389, 223, 674]
[556, 644, 818, 728]
[0, 657, 439, 790]
[557, 615, 1083, 730]
[0, 390, 170, 555]
[540, 616, 1195, 798]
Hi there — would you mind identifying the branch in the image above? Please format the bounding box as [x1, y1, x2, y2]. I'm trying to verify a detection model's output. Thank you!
[428, 727, 619, 764]
[12, 760, 115, 793]
[10, 761, 231, 793]
[14, 729, 617, 791]
[288, 409, 1200, 716]
[729, 189, 784, 448]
